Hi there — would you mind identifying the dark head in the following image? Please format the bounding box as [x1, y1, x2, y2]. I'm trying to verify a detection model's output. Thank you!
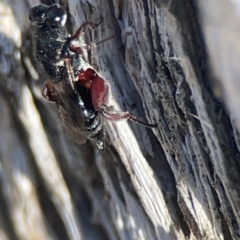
[29, 4, 67, 27]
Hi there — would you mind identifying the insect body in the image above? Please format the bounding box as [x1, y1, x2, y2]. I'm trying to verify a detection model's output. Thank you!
[29, 3, 156, 150]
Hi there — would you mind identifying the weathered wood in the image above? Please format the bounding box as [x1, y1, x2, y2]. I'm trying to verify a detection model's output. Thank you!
[0, 0, 240, 239]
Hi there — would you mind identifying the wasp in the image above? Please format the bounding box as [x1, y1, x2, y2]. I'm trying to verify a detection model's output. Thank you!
[29, 3, 156, 150]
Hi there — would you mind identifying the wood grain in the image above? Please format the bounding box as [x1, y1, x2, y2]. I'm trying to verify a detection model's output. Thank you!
[0, 0, 239, 239]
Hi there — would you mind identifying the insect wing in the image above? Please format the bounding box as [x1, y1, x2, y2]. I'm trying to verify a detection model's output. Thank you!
[57, 93, 88, 144]
[43, 81, 89, 144]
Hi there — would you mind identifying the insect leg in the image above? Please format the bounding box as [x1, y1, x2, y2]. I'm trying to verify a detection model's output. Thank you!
[91, 74, 109, 110]
[70, 18, 103, 41]
[101, 107, 157, 128]
[42, 81, 58, 102]
[69, 35, 114, 56]
[77, 68, 109, 111]
[85, 36, 114, 51]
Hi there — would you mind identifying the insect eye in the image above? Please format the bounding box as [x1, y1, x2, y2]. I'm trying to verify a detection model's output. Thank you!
[29, 4, 48, 25]
[45, 4, 67, 27]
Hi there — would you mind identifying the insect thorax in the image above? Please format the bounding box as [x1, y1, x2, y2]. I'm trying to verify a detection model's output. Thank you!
[33, 25, 69, 81]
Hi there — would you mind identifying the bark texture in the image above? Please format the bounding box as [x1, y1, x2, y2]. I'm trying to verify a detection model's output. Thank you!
[0, 0, 240, 239]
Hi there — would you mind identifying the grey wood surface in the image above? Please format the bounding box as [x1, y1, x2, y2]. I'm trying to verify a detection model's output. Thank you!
[0, 0, 239, 239]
